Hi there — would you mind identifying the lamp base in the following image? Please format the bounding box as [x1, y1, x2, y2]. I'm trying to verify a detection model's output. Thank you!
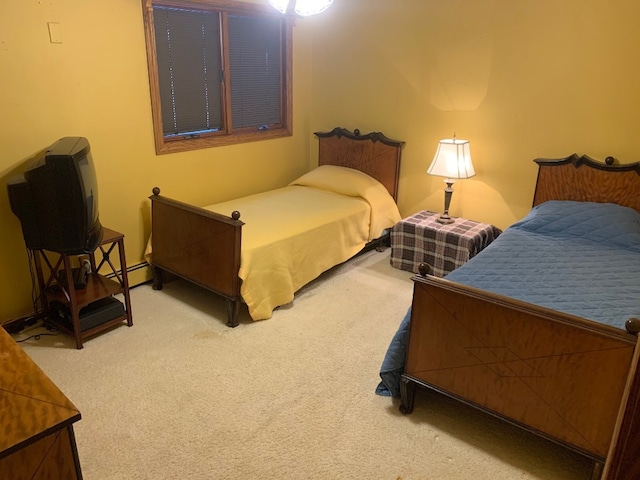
[436, 213, 455, 224]
[437, 180, 456, 224]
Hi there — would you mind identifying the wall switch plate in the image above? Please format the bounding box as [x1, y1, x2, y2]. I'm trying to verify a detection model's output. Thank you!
[48, 22, 63, 44]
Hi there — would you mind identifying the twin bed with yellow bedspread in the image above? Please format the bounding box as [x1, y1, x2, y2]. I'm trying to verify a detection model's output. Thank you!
[201, 165, 401, 320]
[147, 127, 404, 326]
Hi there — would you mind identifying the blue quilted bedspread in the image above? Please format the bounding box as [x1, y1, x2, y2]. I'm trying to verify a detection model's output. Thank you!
[376, 201, 640, 397]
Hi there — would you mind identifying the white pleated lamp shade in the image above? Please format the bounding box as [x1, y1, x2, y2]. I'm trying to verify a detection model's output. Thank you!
[428, 138, 476, 180]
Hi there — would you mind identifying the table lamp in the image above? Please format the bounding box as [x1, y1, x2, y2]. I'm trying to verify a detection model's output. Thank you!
[427, 135, 475, 224]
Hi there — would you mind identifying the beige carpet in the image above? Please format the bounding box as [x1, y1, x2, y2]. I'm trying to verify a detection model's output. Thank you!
[15, 250, 593, 480]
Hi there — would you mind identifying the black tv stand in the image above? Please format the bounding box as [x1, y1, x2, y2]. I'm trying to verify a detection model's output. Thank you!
[32, 227, 133, 349]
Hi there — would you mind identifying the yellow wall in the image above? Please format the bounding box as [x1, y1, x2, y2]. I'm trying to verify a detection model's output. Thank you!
[0, 0, 313, 322]
[308, 0, 640, 226]
[2, 0, 640, 323]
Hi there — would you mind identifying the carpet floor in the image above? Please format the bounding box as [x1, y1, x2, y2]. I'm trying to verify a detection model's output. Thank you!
[15, 249, 593, 479]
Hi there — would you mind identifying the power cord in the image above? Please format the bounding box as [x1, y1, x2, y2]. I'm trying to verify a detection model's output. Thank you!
[16, 331, 59, 343]
[27, 248, 42, 315]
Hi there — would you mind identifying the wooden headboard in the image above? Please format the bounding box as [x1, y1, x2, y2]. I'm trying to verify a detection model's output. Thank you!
[315, 127, 405, 201]
[533, 154, 640, 213]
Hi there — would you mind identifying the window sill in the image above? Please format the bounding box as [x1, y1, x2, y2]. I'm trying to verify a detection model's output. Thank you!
[154, 127, 293, 155]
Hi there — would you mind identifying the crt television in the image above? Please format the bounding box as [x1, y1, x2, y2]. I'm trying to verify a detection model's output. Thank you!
[7, 137, 103, 255]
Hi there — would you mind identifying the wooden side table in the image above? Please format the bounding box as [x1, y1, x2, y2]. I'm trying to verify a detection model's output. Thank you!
[390, 211, 502, 277]
[0, 327, 83, 478]
[32, 227, 133, 349]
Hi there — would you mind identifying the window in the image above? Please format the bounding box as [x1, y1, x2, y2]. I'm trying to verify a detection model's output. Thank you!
[142, 0, 293, 154]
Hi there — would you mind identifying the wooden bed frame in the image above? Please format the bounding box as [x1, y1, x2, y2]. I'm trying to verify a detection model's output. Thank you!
[148, 127, 404, 327]
[399, 154, 640, 480]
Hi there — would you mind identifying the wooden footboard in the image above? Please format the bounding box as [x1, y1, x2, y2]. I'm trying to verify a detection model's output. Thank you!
[400, 274, 640, 469]
[149, 188, 243, 327]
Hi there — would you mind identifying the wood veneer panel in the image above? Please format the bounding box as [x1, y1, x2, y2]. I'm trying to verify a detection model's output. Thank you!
[0, 328, 82, 478]
[533, 155, 640, 212]
[406, 278, 635, 459]
[0, 428, 79, 480]
[0, 332, 80, 457]
[316, 127, 404, 201]
[151, 195, 243, 298]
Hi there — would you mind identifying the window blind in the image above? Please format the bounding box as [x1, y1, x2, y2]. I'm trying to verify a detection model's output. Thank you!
[153, 7, 223, 136]
[228, 15, 282, 129]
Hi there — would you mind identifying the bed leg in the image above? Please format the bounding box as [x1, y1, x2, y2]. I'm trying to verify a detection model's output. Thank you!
[226, 298, 240, 328]
[375, 231, 391, 252]
[152, 266, 164, 290]
[399, 375, 416, 414]
[590, 461, 603, 480]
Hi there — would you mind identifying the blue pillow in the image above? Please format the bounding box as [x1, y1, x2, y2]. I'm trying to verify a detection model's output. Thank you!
[511, 200, 640, 249]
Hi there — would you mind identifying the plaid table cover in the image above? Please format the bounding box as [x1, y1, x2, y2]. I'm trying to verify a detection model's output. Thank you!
[390, 211, 502, 277]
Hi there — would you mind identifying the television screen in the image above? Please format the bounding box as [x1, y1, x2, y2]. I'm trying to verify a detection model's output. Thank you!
[7, 137, 103, 255]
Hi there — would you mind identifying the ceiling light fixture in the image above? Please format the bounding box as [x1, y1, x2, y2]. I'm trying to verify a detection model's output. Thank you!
[267, 0, 334, 16]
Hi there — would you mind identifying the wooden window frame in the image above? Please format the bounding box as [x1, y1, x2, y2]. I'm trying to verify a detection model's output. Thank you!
[142, 0, 293, 154]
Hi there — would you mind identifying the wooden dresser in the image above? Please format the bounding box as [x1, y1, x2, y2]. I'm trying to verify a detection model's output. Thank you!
[0, 327, 83, 479]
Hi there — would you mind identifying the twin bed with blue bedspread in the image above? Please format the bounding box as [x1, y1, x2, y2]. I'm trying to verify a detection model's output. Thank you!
[379, 155, 640, 479]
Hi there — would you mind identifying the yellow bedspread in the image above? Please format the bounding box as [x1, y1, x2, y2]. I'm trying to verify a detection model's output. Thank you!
[205, 165, 401, 320]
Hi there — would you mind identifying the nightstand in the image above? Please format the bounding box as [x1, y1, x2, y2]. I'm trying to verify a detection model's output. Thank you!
[390, 211, 502, 277]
